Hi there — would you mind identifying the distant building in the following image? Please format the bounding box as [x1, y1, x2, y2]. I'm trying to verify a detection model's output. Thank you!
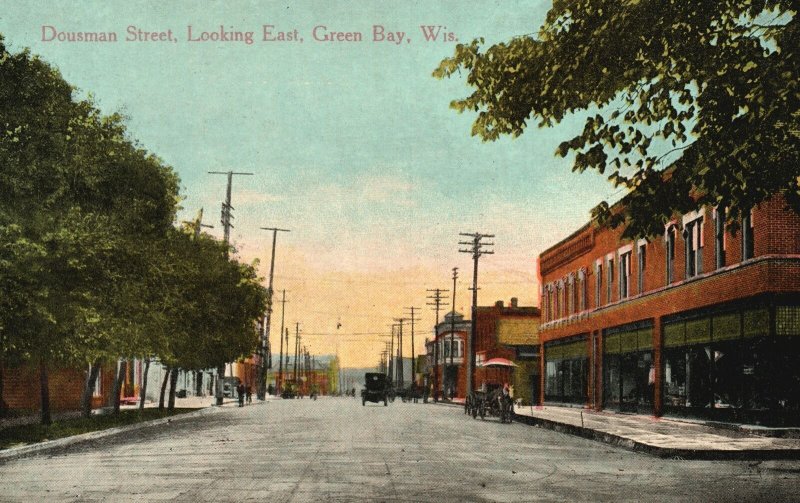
[474, 298, 540, 406]
[429, 311, 470, 400]
[537, 194, 800, 425]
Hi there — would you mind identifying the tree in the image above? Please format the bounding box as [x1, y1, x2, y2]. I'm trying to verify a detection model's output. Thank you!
[435, 1, 799, 238]
[0, 36, 180, 422]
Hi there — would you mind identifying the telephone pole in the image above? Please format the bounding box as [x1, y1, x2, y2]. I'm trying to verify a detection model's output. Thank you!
[393, 318, 405, 388]
[404, 307, 421, 385]
[459, 232, 494, 397]
[427, 288, 448, 402]
[182, 208, 214, 239]
[448, 267, 458, 400]
[276, 290, 288, 395]
[209, 171, 253, 245]
[388, 324, 397, 387]
[293, 323, 300, 384]
[258, 227, 290, 400]
[208, 170, 253, 406]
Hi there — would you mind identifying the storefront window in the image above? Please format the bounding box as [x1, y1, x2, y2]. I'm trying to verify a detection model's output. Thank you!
[604, 325, 654, 412]
[545, 339, 589, 404]
[662, 306, 800, 425]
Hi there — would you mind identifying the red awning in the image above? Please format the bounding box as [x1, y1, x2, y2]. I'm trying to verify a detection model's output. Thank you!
[479, 358, 518, 368]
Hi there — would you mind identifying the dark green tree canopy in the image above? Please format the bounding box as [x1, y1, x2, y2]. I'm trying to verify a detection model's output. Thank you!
[435, 0, 799, 238]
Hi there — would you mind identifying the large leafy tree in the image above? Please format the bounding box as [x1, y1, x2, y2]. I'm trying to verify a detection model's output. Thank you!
[0, 37, 179, 422]
[435, 0, 799, 238]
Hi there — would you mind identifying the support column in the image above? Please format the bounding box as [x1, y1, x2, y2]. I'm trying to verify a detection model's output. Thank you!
[653, 317, 663, 417]
[539, 342, 545, 406]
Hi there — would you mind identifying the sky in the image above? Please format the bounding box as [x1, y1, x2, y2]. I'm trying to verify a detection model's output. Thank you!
[1, 1, 620, 368]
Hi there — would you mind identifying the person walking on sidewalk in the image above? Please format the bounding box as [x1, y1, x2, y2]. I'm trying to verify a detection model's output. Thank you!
[246, 386, 252, 405]
[237, 383, 245, 407]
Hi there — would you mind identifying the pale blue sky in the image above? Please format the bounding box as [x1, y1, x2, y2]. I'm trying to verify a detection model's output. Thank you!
[2, 1, 622, 364]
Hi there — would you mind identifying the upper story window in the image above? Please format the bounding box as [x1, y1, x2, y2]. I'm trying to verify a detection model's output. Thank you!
[619, 249, 632, 299]
[683, 215, 704, 278]
[554, 281, 564, 319]
[606, 255, 615, 304]
[595, 261, 603, 308]
[542, 285, 550, 322]
[578, 269, 587, 312]
[567, 275, 575, 315]
[665, 225, 677, 284]
[742, 209, 754, 260]
[637, 240, 647, 294]
[442, 336, 463, 358]
[714, 206, 726, 269]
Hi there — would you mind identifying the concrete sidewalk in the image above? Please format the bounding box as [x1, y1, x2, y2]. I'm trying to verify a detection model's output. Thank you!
[512, 405, 800, 460]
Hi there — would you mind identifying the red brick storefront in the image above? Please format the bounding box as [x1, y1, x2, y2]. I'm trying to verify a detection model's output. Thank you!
[537, 195, 800, 425]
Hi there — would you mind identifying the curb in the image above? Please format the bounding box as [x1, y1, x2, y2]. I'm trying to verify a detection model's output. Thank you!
[0, 401, 267, 463]
[512, 412, 800, 460]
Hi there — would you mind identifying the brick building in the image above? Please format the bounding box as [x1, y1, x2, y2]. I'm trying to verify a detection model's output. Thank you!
[2, 362, 115, 413]
[429, 311, 470, 400]
[537, 194, 800, 425]
[473, 299, 541, 406]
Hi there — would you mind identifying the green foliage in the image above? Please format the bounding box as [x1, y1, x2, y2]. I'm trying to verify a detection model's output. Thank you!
[0, 408, 197, 449]
[153, 230, 268, 371]
[435, 1, 799, 238]
[0, 34, 267, 396]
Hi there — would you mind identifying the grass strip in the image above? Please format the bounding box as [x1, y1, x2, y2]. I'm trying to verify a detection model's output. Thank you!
[0, 408, 198, 450]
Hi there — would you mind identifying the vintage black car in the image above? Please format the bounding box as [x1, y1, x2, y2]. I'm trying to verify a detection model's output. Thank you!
[361, 372, 389, 406]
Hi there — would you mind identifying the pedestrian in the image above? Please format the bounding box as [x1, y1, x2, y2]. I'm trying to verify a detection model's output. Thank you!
[237, 382, 245, 407]
[246, 386, 252, 405]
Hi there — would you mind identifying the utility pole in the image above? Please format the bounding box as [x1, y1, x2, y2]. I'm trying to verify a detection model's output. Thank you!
[388, 324, 396, 387]
[285, 327, 290, 372]
[459, 232, 494, 397]
[257, 227, 290, 400]
[182, 208, 214, 239]
[293, 323, 300, 384]
[277, 290, 288, 395]
[209, 170, 253, 245]
[427, 288, 448, 402]
[448, 267, 458, 400]
[182, 208, 214, 395]
[393, 318, 405, 388]
[404, 307, 421, 386]
[208, 170, 253, 406]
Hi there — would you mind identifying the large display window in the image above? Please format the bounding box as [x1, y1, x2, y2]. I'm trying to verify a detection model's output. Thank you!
[545, 339, 588, 404]
[603, 325, 654, 413]
[662, 305, 800, 425]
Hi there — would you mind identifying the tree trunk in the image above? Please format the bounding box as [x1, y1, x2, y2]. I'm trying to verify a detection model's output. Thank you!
[39, 357, 51, 425]
[215, 364, 225, 406]
[167, 368, 179, 410]
[81, 359, 102, 418]
[158, 366, 170, 410]
[196, 370, 203, 396]
[112, 359, 126, 414]
[138, 358, 150, 410]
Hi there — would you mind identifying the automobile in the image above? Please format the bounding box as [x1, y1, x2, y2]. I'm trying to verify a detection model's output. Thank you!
[361, 372, 389, 406]
[222, 376, 241, 398]
[281, 381, 298, 399]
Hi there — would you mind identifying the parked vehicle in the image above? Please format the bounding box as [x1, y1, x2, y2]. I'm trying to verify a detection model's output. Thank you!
[222, 376, 241, 398]
[281, 381, 298, 399]
[361, 373, 389, 406]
